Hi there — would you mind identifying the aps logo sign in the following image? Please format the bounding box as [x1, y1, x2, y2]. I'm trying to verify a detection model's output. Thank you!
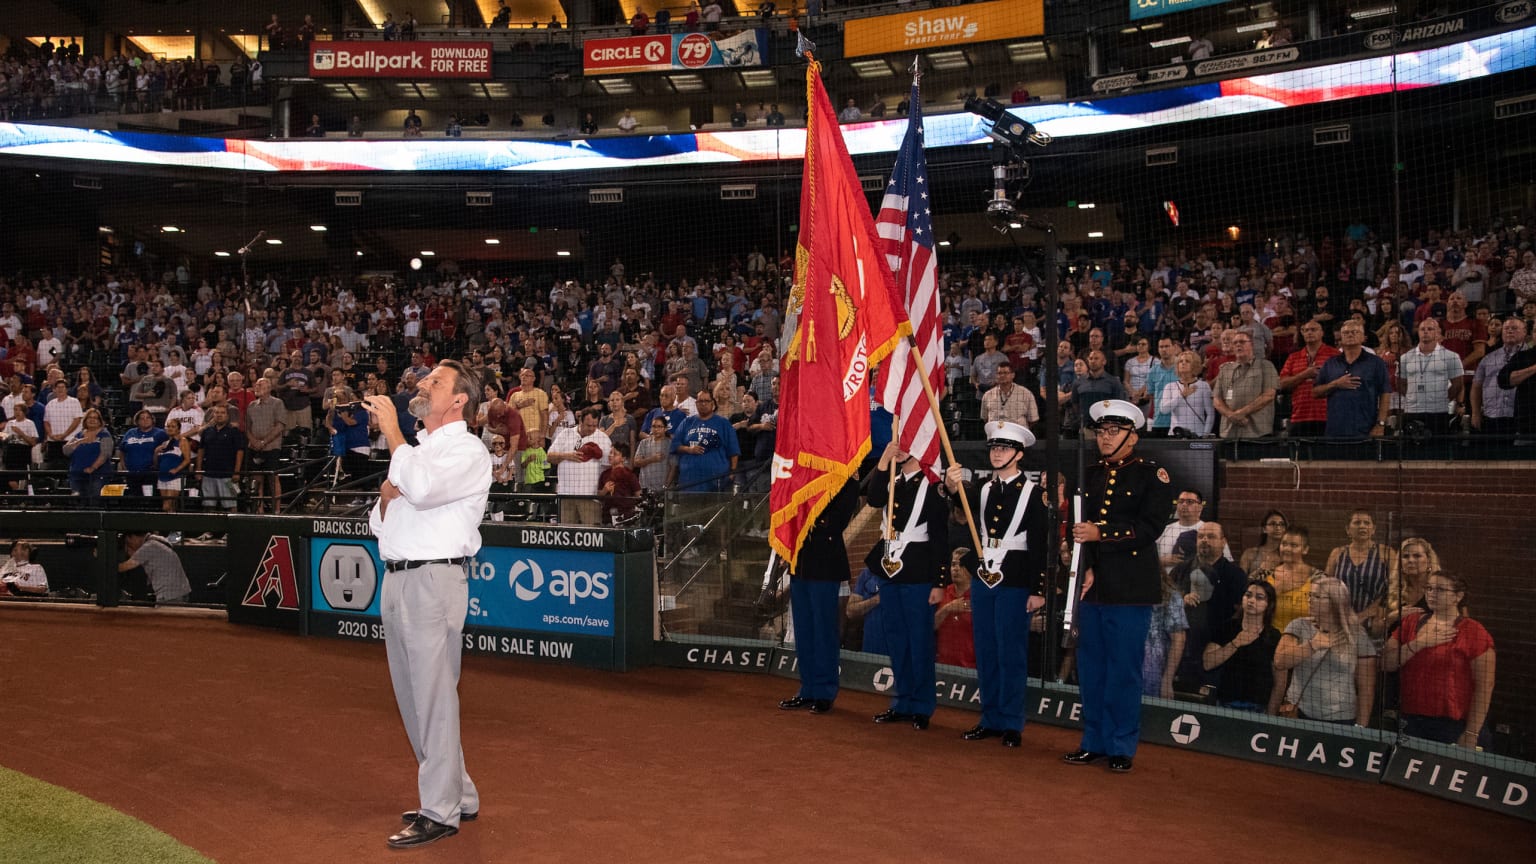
[506, 557, 611, 604]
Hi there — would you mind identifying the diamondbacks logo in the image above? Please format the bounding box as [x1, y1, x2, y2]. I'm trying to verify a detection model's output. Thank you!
[243, 536, 300, 610]
[1170, 713, 1202, 745]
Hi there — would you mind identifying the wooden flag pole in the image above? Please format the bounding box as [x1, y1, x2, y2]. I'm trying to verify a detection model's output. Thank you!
[900, 336, 984, 558]
[885, 413, 899, 540]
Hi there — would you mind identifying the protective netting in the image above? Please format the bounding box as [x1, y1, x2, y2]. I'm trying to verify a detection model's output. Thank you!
[0, 0, 1532, 782]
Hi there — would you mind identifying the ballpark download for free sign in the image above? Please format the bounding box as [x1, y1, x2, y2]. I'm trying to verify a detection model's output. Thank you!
[309, 41, 492, 78]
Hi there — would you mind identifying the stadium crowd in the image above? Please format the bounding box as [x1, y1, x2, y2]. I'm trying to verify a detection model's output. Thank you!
[0, 216, 1521, 750]
[2, 219, 1535, 507]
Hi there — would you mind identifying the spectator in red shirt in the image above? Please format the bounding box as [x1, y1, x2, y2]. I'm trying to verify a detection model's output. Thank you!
[599, 442, 641, 524]
[1277, 320, 1340, 438]
[1438, 290, 1487, 376]
[1204, 326, 1234, 383]
[935, 548, 976, 669]
[1381, 570, 1495, 748]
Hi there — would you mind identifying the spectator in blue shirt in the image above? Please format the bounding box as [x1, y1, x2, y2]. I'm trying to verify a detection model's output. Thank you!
[846, 567, 888, 655]
[1313, 320, 1391, 439]
[119, 409, 167, 498]
[669, 390, 739, 493]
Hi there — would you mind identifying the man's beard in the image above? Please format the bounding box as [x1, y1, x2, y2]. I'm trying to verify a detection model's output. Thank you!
[408, 395, 431, 419]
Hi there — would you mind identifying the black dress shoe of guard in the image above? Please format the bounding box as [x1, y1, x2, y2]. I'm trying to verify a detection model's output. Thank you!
[401, 810, 476, 823]
[779, 696, 812, 710]
[1062, 749, 1105, 765]
[873, 709, 913, 724]
[1108, 756, 1134, 773]
[1001, 730, 1022, 747]
[387, 815, 459, 849]
[809, 699, 834, 714]
[962, 724, 1003, 740]
[911, 715, 931, 730]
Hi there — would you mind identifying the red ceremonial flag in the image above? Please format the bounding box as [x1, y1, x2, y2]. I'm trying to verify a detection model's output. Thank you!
[874, 73, 943, 482]
[770, 58, 911, 572]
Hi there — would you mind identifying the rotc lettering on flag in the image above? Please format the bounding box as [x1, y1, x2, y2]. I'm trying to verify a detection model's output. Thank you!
[769, 57, 911, 572]
[874, 74, 944, 481]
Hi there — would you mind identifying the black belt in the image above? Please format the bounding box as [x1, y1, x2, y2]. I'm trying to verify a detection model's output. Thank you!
[384, 557, 468, 573]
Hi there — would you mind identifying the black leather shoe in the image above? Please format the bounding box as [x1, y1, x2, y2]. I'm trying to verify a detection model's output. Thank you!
[962, 724, 1003, 740]
[1001, 730, 1021, 748]
[809, 699, 834, 714]
[873, 709, 913, 724]
[1108, 756, 1134, 773]
[401, 810, 476, 824]
[1062, 749, 1105, 766]
[387, 815, 458, 849]
[779, 696, 812, 710]
[911, 715, 930, 731]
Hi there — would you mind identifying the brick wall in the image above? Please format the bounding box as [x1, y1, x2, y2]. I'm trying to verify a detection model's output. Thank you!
[1220, 461, 1536, 756]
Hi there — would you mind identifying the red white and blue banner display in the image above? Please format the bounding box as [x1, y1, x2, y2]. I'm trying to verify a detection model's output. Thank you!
[0, 26, 1530, 173]
[582, 30, 767, 74]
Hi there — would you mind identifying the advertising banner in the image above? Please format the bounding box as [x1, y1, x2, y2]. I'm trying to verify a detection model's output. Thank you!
[1385, 745, 1536, 822]
[1130, 0, 1234, 21]
[1362, 1, 1532, 51]
[843, 2, 1044, 59]
[307, 531, 616, 638]
[582, 30, 768, 74]
[669, 637, 1395, 782]
[309, 41, 492, 79]
[226, 517, 307, 631]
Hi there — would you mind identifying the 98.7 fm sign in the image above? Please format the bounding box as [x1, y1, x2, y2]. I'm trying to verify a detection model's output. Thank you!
[583, 30, 768, 74]
[308, 535, 616, 639]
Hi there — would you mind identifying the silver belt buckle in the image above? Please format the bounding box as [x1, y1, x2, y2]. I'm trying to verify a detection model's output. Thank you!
[986, 538, 1001, 548]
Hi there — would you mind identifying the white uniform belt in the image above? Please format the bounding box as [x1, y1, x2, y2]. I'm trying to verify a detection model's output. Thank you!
[892, 526, 929, 544]
[983, 536, 1029, 551]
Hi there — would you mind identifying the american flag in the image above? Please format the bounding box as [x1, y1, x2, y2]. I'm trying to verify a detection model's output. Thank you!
[874, 73, 944, 481]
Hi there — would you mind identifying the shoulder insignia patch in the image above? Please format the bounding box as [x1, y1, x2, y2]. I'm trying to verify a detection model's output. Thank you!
[1156, 468, 1170, 484]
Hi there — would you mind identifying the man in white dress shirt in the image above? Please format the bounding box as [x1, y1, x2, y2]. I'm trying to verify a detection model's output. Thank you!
[548, 406, 612, 525]
[363, 360, 491, 850]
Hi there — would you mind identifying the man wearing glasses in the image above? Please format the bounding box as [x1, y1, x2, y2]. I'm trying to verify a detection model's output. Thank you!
[669, 390, 739, 493]
[1156, 490, 1230, 573]
[1063, 400, 1174, 774]
[1212, 332, 1278, 439]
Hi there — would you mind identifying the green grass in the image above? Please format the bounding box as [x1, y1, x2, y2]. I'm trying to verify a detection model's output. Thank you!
[0, 764, 216, 864]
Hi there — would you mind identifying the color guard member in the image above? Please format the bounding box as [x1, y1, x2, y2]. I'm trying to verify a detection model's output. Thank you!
[943, 421, 1050, 748]
[1063, 400, 1173, 773]
[863, 442, 950, 730]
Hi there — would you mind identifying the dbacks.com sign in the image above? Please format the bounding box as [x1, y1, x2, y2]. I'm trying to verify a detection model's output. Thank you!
[309, 41, 492, 79]
[470, 547, 616, 636]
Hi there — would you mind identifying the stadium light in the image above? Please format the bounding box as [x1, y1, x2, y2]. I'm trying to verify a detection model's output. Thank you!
[214, 251, 231, 257]
[310, 224, 327, 232]
[265, 238, 283, 245]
